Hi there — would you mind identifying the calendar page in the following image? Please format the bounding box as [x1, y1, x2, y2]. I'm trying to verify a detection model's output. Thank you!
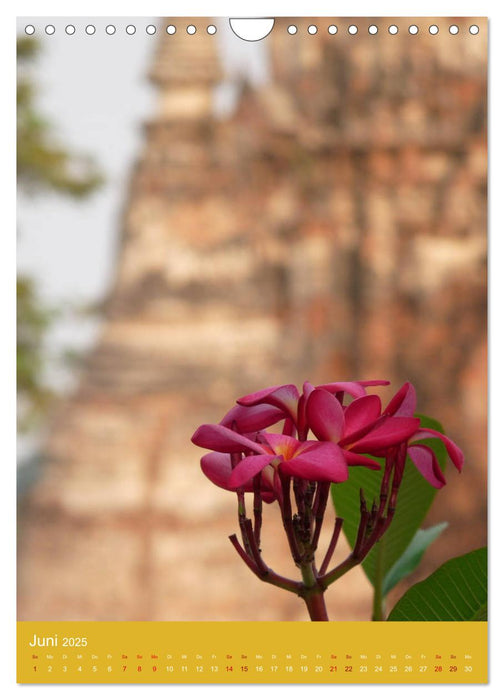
[16, 15, 488, 685]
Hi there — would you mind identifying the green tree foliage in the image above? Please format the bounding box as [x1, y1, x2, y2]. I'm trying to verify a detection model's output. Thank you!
[16, 277, 53, 430]
[17, 36, 102, 430]
[17, 36, 102, 196]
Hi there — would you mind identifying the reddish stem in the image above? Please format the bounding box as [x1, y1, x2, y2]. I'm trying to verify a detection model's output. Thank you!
[303, 591, 329, 621]
[228, 535, 301, 595]
[319, 517, 343, 576]
[280, 475, 302, 563]
[252, 474, 262, 546]
[311, 482, 330, 551]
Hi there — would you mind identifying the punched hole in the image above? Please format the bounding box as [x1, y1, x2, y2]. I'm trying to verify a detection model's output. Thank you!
[229, 18, 274, 41]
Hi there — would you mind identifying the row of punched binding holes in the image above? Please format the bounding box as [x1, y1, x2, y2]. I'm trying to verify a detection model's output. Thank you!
[24, 22, 480, 37]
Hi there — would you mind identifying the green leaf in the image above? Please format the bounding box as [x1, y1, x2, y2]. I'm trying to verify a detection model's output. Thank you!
[471, 602, 487, 621]
[382, 522, 448, 596]
[387, 547, 487, 621]
[330, 414, 447, 588]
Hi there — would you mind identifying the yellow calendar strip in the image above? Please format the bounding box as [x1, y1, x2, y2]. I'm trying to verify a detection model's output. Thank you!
[17, 621, 487, 684]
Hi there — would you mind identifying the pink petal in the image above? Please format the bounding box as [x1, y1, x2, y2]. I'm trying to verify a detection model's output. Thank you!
[261, 490, 277, 504]
[341, 449, 382, 470]
[282, 417, 297, 437]
[302, 381, 316, 397]
[316, 382, 367, 399]
[238, 384, 285, 404]
[339, 416, 384, 448]
[191, 424, 267, 454]
[316, 380, 389, 400]
[297, 381, 316, 436]
[237, 384, 300, 421]
[412, 429, 464, 472]
[343, 395, 382, 437]
[282, 442, 349, 483]
[358, 380, 391, 388]
[263, 433, 300, 459]
[201, 452, 233, 490]
[228, 454, 276, 488]
[306, 389, 345, 442]
[349, 417, 420, 453]
[201, 452, 278, 501]
[220, 403, 285, 432]
[384, 382, 417, 417]
[408, 445, 446, 488]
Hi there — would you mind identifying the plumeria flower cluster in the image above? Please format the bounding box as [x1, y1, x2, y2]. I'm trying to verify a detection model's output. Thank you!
[191, 380, 463, 621]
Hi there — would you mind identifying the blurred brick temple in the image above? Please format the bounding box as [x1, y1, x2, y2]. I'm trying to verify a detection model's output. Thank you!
[17, 17, 487, 621]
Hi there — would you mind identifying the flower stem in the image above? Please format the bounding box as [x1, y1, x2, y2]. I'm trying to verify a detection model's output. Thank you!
[320, 553, 361, 588]
[228, 534, 301, 595]
[311, 482, 330, 551]
[280, 475, 302, 563]
[303, 591, 329, 621]
[319, 517, 343, 576]
[372, 538, 385, 621]
[299, 561, 329, 621]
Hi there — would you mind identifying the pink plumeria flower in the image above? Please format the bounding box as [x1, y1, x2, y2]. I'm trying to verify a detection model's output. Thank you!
[305, 388, 420, 466]
[383, 382, 464, 488]
[191, 423, 349, 492]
